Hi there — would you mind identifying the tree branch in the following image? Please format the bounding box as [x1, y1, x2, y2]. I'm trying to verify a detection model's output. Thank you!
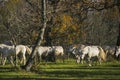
[22, 0, 47, 71]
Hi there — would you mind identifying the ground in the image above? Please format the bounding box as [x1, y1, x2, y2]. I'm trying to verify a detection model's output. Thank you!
[0, 59, 120, 79]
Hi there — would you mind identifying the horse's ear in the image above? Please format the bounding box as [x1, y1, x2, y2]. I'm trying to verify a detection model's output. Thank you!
[81, 45, 86, 49]
[74, 44, 77, 48]
[118, 46, 120, 48]
[116, 46, 119, 49]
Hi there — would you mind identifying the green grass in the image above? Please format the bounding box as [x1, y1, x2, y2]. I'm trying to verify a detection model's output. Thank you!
[0, 59, 120, 79]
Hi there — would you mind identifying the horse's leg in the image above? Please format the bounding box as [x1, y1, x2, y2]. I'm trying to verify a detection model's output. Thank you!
[2, 57, 7, 66]
[15, 52, 19, 66]
[8, 56, 14, 66]
[81, 58, 84, 64]
[20, 53, 25, 65]
[80, 57, 85, 64]
[81, 54, 85, 64]
[62, 55, 65, 63]
[60, 53, 64, 63]
[88, 57, 92, 66]
[76, 55, 80, 64]
[45, 52, 49, 65]
[23, 54, 26, 65]
[40, 55, 42, 63]
[10, 56, 15, 66]
[45, 54, 49, 65]
[50, 52, 56, 63]
[38, 55, 42, 63]
[0, 54, 2, 65]
[67, 53, 70, 60]
[19, 51, 26, 65]
[20, 57, 24, 64]
[45, 56, 48, 65]
[76, 58, 80, 64]
[15, 54, 19, 66]
[98, 56, 102, 65]
[54, 57, 56, 63]
[53, 54, 56, 63]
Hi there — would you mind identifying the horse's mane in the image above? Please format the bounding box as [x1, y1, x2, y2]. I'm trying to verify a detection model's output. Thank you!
[98, 46, 106, 61]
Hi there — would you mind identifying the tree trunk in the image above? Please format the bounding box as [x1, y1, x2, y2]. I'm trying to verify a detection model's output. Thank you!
[116, 24, 120, 46]
[116, 2, 120, 46]
[3, 22, 17, 46]
[22, 0, 47, 71]
[3, 22, 18, 66]
[44, 26, 52, 46]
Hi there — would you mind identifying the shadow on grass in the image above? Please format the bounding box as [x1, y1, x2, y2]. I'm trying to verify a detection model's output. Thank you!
[0, 61, 120, 79]
[31, 66, 120, 79]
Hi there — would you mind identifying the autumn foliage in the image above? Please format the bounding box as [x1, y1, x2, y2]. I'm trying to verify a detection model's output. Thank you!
[0, 0, 120, 46]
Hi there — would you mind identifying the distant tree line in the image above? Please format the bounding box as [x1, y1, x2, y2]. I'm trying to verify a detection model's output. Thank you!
[0, 0, 120, 47]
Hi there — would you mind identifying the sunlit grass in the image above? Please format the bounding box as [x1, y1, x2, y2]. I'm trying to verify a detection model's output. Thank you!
[0, 59, 120, 79]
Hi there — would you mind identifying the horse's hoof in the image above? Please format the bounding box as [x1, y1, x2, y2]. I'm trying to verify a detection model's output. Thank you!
[81, 62, 83, 64]
[89, 64, 92, 66]
[76, 61, 80, 64]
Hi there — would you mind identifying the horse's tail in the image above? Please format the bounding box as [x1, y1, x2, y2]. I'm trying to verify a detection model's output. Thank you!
[25, 46, 31, 55]
[98, 46, 106, 61]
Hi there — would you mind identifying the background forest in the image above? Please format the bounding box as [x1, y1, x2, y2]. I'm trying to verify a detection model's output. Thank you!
[0, 0, 120, 47]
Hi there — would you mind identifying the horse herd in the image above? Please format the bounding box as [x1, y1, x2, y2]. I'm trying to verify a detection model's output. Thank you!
[0, 43, 120, 66]
[0, 44, 64, 66]
[68, 44, 120, 66]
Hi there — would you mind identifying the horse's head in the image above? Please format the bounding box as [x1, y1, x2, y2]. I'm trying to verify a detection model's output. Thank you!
[77, 45, 85, 53]
[68, 46, 76, 54]
[81, 46, 88, 55]
[47, 47, 53, 54]
[115, 46, 120, 58]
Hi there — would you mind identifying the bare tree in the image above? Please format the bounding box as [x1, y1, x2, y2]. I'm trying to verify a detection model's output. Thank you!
[116, 0, 120, 46]
[22, 0, 47, 71]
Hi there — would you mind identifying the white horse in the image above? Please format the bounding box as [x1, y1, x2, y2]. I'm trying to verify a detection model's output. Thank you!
[0, 44, 31, 65]
[68, 44, 85, 55]
[50, 46, 65, 62]
[68, 44, 86, 63]
[80, 46, 106, 66]
[15, 45, 31, 65]
[0, 44, 15, 66]
[35, 46, 65, 63]
[115, 46, 120, 59]
[36, 46, 52, 62]
[102, 45, 116, 61]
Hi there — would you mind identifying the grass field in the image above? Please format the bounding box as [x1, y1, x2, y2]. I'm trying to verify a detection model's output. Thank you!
[0, 59, 120, 80]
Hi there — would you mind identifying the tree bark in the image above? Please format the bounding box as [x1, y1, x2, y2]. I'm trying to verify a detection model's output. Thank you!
[3, 22, 17, 46]
[116, 24, 120, 46]
[22, 0, 47, 71]
[116, 1, 120, 46]
[3, 22, 18, 66]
